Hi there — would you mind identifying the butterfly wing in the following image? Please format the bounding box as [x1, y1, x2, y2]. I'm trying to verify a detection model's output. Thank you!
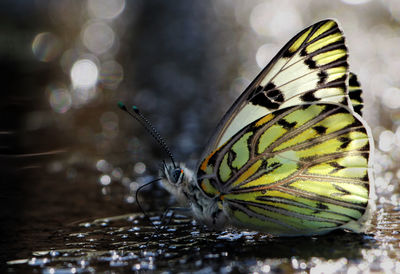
[198, 103, 373, 236]
[195, 20, 374, 235]
[201, 19, 351, 161]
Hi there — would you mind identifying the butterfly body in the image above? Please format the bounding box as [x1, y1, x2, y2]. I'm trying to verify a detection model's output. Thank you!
[161, 164, 228, 229]
[159, 19, 375, 236]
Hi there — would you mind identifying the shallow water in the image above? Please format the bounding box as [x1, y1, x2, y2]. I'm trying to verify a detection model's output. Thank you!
[3, 0, 400, 273]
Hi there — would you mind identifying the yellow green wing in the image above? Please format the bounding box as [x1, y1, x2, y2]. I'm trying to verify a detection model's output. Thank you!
[203, 19, 351, 157]
[197, 103, 372, 236]
[348, 72, 363, 116]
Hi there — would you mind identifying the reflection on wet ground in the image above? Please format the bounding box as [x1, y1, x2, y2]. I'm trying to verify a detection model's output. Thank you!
[6, 204, 400, 272]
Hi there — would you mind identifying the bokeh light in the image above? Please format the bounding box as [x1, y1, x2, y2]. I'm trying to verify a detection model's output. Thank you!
[42, 0, 126, 111]
[133, 162, 146, 175]
[99, 174, 111, 186]
[68, 55, 101, 106]
[379, 130, 395, 152]
[96, 159, 112, 173]
[70, 59, 99, 89]
[82, 21, 115, 55]
[48, 87, 72, 113]
[99, 60, 123, 89]
[255, 43, 279, 69]
[382, 87, 400, 109]
[250, 2, 302, 38]
[32, 32, 62, 62]
[87, 0, 125, 19]
[111, 168, 123, 180]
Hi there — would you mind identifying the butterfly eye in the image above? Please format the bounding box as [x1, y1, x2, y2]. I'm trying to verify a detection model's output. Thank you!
[172, 168, 183, 184]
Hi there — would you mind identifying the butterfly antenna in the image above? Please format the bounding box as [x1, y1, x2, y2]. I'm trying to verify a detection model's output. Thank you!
[135, 177, 162, 230]
[118, 102, 177, 168]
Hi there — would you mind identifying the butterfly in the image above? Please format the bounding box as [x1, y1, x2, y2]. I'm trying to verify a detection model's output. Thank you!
[154, 19, 374, 236]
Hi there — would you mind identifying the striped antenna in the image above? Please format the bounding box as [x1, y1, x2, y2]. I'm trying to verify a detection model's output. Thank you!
[118, 102, 177, 168]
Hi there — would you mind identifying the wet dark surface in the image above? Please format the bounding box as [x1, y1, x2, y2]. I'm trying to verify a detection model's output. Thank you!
[2, 0, 400, 273]
[2, 214, 381, 272]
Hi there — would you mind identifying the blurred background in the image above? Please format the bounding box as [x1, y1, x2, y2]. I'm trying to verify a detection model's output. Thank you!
[2, 0, 400, 272]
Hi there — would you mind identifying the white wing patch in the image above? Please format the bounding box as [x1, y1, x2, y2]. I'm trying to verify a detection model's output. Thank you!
[260, 58, 289, 86]
[218, 104, 267, 146]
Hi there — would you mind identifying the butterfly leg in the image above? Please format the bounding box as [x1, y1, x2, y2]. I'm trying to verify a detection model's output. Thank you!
[159, 207, 192, 230]
[146, 207, 192, 244]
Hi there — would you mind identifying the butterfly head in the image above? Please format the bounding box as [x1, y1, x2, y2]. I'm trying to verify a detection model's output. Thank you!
[164, 163, 184, 185]
[161, 162, 194, 206]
